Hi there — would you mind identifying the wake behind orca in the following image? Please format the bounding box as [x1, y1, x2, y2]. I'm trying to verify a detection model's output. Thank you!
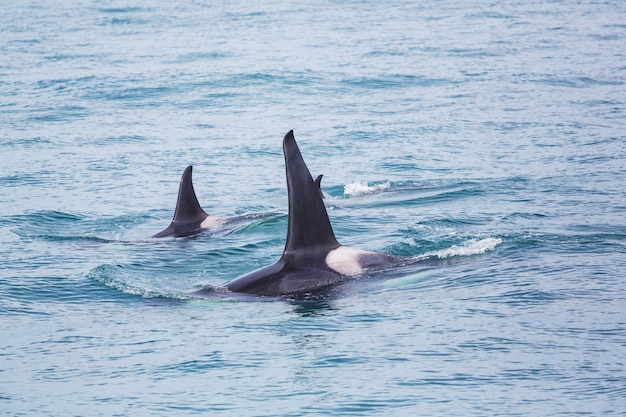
[193, 130, 397, 297]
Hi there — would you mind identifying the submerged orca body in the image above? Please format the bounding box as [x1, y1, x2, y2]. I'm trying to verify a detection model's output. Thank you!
[195, 130, 395, 297]
[153, 166, 222, 238]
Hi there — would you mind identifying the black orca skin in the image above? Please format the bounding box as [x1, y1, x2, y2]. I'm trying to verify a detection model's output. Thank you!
[194, 131, 395, 297]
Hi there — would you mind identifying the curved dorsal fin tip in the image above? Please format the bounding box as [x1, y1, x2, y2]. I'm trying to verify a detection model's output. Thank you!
[181, 165, 193, 181]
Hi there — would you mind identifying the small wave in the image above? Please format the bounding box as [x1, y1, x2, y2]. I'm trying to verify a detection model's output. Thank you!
[343, 180, 391, 197]
[7, 210, 151, 243]
[500, 289, 564, 306]
[424, 238, 502, 259]
[98, 6, 151, 14]
[87, 264, 190, 300]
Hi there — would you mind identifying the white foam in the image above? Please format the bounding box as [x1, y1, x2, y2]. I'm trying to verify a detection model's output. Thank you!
[344, 180, 391, 197]
[427, 238, 502, 259]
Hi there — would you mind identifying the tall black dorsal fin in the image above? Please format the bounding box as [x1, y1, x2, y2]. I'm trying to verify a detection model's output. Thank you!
[152, 166, 208, 238]
[282, 131, 340, 254]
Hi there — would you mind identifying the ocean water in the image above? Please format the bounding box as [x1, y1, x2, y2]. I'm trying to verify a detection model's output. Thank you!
[1, 0, 625, 415]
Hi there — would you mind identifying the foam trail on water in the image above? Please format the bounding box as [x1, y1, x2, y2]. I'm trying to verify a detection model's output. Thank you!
[344, 180, 391, 197]
[428, 238, 502, 259]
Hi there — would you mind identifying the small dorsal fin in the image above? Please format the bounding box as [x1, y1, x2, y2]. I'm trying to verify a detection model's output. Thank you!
[152, 166, 208, 237]
[282, 131, 340, 255]
[314, 174, 324, 198]
[314, 174, 323, 189]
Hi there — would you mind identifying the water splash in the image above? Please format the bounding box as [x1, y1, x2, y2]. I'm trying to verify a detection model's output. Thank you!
[425, 238, 502, 259]
[343, 180, 391, 197]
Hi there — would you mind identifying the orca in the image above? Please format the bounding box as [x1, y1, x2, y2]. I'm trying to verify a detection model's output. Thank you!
[153, 166, 223, 238]
[194, 130, 396, 297]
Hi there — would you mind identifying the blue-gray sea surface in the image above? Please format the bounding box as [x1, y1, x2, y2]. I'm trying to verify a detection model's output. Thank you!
[1, 1, 625, 416]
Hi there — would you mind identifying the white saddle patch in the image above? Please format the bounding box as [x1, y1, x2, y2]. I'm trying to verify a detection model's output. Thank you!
[325, 246, 380, 276]
[200, 216, 224, 231]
